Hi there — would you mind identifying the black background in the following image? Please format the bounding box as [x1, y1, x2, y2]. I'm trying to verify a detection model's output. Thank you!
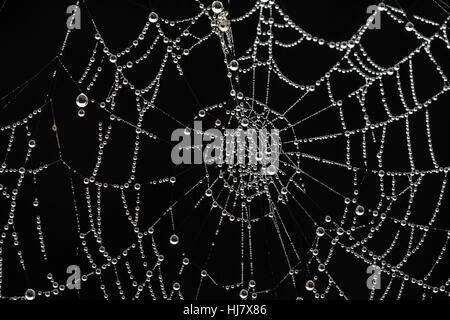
[0, 0, 449, 301]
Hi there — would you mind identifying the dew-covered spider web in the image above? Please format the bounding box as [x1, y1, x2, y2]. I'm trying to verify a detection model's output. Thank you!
[0, 0, 450, 300]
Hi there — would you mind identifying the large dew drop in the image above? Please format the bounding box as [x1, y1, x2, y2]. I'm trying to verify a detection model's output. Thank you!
[355, 205, 365, 216]
[212, 1, 224, 14]
[239, 289, 248, 299]
[305, 280, 315, 291]
[148, 12, 158, 23]
[76, 93, 88, 108]
[229, 60, 239, 71]
[169, 234, 179, 245]
[25, 288, 36, 301]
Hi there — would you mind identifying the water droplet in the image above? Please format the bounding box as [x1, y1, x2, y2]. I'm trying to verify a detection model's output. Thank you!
[212, 1, 224, 14]
[316, 227, 325, 237]
[355, 205, 365, 216]
[76, 93, 88, 108]
[25, 289, 36, 300]
[229, 60, 239, 71]
[266, 165, 277, 175]
[239, 289, 248, 299]
[305, 280, 315, 291]
[77, 109, 86, 117]
[149, 12, 158, 23]
[28, 140, 36, 148]
[405, 22, 414, 32]
[109, 55, 117, 63]
[169, 234, 179, 245]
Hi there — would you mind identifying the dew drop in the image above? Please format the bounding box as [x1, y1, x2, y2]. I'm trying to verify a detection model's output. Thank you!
[169, 234, 179, 245]
[212, 1, 224, 14]
[405, 22, 414, 32]
[239, 289, 248, 299]
[229, 60, 239, 71]
[76, 93, 88, 108]
[149, 12, 158, 23]
[316, 227, 325, 237]
[25, 288, 36, 301]
[355, 205, 365, 216]
[305, 280, 315, 291]
[266, 165, 277, 175]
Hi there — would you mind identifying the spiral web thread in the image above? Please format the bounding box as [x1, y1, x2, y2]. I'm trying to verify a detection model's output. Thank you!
[0, 0, 450, 300]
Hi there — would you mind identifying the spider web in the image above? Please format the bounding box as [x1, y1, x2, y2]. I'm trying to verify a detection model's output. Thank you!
[0, 0, 450, 300]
